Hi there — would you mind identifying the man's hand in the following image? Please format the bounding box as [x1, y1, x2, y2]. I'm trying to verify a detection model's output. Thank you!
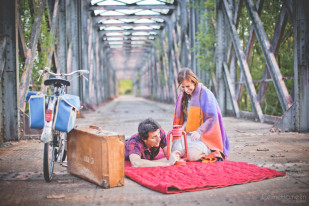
[191, 131, 201, 141]
[168, 150, 181, 165]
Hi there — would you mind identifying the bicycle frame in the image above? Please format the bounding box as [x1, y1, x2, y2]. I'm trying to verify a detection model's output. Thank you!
[38, 68, 88, 182]
[41, 86, 65, 143]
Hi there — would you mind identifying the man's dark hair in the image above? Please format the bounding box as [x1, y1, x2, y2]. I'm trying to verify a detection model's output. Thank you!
[138, 118, 161, 140]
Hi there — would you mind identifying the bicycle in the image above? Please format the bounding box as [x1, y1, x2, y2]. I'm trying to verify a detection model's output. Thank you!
[27, 67, 89, 182]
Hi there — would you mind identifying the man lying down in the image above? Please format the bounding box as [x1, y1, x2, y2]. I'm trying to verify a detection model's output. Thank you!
[125, 116, 229, 167]
[125, 118, 180, 167]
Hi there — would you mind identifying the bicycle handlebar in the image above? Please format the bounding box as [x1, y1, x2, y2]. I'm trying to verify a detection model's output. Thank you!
[39, 67, 89, 77]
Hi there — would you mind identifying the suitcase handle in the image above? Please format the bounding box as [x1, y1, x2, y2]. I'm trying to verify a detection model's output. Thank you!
[89, 125, 102, 131]
[89, 125, 118, 136]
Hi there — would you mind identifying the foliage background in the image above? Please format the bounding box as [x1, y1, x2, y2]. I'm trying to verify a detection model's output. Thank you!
[194, 0, 293, 116]
[118, 79, 133, 95]
[19, 0, 52, 91]
[18, 0, 294, 116]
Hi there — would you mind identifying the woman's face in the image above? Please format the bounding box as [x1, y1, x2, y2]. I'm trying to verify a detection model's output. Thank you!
[181, 80, 195, 95]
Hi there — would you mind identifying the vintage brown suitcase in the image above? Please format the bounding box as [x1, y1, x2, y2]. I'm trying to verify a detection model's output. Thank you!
[67, 126, 125, 188]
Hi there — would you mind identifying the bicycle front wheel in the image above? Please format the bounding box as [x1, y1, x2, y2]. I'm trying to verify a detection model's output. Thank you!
[43, 133, 57, 182]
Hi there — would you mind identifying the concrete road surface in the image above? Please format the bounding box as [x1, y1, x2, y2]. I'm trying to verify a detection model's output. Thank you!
[0, 96, 308, 206]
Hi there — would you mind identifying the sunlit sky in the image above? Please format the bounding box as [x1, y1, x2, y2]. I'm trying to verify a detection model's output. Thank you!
[91, 0, 167, 6]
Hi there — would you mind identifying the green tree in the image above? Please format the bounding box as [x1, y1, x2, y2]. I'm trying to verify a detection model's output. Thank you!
[194, 0, 216, 73]
[19, 0, 53, 90]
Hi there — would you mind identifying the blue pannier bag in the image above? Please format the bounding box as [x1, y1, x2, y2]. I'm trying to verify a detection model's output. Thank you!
[53, 94, 80, 132]
[26, 91, 40, 102]
[28, 93, 45, 129]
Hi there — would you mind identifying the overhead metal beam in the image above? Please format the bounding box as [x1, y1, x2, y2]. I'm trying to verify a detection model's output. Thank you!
[106, 44, 152, 48]
[99, 29, 161, 34]
[89, 5, 176, 10]
[103, 34, 158, 38]
[93, 15, 169, 21]
[106, 43, 152, 47]
[105, 39, 153, 41]
[103, 39, 150, 42]
[104, 41, 154, 46]
[107, 49, 150, 55]
[108, 47, 150, 50]
[98, 22, 165, 27]
[110, 50, 146, 53]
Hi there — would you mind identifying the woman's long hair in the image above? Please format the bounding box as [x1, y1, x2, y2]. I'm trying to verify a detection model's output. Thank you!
[177, 68, 199, 118]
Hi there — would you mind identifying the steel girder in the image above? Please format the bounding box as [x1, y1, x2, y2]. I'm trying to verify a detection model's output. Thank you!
[222, 0, 264, 122]
[0, 0, 19, 141]
[244, 0, 293, 112]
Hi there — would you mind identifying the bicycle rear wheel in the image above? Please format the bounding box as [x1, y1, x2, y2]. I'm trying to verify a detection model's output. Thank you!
[43, 132, 57, 182]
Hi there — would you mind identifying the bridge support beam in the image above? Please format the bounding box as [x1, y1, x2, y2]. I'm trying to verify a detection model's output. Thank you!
[294, 0, 309, 132]
[216, 0, 226, 114]
[244, 0, 293, 112]
[166, 21, 177, 102]
[178, 0, 189, 68]
[0, 0, 19, 142]
[80, 0, 89, 104]
[67, 0, 80, 97]
[275, 0, 309, 132]
[293, 0, 309, 132]
[58, 0, 66, 74]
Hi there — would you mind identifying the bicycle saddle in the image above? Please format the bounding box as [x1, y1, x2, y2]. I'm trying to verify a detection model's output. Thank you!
[44, 78, 70, 87]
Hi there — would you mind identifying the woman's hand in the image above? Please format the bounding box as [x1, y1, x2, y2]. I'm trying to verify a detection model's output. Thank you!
[168, 150, 181, 165]
[191, 131, 201, 141]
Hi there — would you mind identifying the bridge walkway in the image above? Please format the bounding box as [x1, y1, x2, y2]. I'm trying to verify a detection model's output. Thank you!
[0, 96, 308, 205]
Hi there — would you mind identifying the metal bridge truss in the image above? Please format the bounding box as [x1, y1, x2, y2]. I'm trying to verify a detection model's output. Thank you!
[0, 0, 118, 141]
[216, 0, 308, 132]
[135, 0, 308, 132]
[0, 0, 308, 142]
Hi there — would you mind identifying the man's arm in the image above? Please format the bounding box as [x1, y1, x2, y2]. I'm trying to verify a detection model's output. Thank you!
[129, 150, 180, 167]
[163, 146, 168, 157]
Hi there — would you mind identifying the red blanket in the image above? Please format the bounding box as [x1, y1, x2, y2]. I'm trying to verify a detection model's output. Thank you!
[125, 161, 285, 194]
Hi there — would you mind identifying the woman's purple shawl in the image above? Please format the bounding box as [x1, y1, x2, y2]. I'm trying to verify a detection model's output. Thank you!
[173, 83, 230, 159]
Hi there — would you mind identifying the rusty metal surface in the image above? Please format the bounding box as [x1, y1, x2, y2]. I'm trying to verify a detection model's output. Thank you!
[0, 0, 19, 142]
[0, 96, 308, 206]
